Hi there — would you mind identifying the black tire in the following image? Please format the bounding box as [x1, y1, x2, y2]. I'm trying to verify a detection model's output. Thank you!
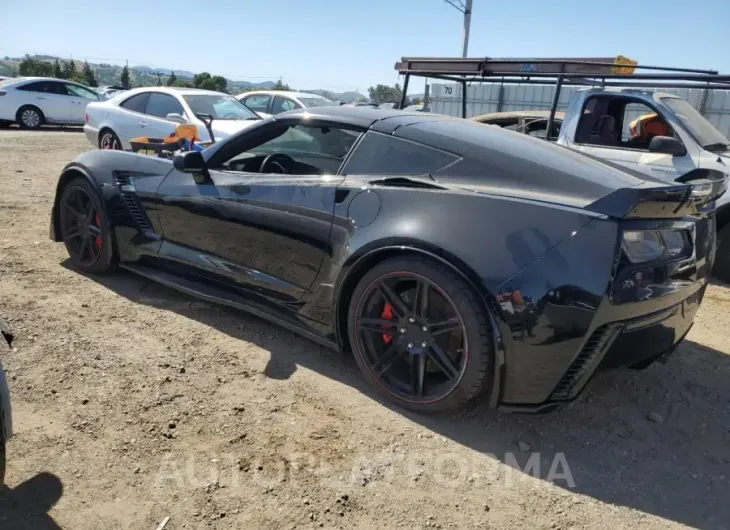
[59, 177, 115, 274]
[98, 128, 122, 150]
[0, 441, 5, 484]
[15, 105, 44, 130]
[712, 222, 730, 284]
[0, 120, 12, 129]
[347, 257, 493, 413]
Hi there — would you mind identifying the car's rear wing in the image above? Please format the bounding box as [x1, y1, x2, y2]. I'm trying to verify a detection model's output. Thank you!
[586, 173, 728, 219]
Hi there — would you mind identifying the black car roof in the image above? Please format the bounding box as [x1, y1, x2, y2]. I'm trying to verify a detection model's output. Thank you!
[279, 105, 436, 128]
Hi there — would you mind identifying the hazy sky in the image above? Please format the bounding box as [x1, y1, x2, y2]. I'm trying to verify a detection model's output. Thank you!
[1, 0, 729, 91]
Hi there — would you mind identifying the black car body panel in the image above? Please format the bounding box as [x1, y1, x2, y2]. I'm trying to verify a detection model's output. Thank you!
[0, 318, 13, 443]
[50, 106, 720, 409]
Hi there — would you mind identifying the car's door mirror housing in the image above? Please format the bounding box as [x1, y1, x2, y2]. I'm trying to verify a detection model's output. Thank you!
[173, 151, 209, 184]
[649, 136, 687, 156]
[166, 112, 187, 124]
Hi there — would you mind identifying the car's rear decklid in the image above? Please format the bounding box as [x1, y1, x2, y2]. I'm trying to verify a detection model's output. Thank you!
[586, 170, 728, 219]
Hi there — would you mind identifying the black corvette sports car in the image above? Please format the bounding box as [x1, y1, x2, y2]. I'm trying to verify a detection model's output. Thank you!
[50, 106, 723, 413]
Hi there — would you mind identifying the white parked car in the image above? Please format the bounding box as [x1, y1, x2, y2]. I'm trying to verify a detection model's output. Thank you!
[236, 90, 335, 119]
[0, 77, 103, 129]
[83, 87, 262, 150]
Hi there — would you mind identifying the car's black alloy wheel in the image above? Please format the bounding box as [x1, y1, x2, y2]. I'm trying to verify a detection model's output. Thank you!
[59, 178, 114, 273]
[348, 257, 493, 413]
[99, 130, 121, 150]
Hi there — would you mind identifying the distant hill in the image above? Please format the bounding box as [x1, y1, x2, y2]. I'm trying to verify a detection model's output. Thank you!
[0, 54, 277, 93]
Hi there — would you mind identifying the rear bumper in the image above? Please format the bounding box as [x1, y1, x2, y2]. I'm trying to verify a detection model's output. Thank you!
[83, 124, 99, 147]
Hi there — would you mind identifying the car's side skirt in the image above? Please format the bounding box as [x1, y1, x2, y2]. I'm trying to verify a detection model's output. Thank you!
[118, 263, 338, 351]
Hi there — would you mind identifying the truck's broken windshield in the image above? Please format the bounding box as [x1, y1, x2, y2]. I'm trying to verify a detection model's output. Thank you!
[662, 97, 729, 150]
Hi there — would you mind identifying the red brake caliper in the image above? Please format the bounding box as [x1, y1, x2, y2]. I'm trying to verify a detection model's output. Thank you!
[94, 212, 102, 249]
[381, 303, 394, 344]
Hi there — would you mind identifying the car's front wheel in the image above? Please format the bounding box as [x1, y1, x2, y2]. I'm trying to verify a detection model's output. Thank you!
[59, 177, 115, 274]
[16, 106, 44, 130]
[347, 257, 493, 413]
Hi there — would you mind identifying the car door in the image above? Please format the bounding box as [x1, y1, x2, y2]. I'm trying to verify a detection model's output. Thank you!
[271, 95, 299, 115]
[154, 117, 363, 302]
[569, 95, 697, 181]
[114, 92, 151, 143]
[16, 81, 71, 122]
[64, 83, 101, 123]
[139, 93, 185, 139]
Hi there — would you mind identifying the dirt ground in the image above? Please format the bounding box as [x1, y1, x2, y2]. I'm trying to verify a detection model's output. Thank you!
[0, 129, 728, 530]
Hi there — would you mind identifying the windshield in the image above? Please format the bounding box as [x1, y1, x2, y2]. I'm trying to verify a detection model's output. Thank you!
[298, 96, 335, 108]
[183, 94, 259, 120]
[662, 97, 729, 149]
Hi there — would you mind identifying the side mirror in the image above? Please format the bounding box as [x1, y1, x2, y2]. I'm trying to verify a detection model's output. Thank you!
[173, 151, 209, 183]
[649, 136, 687, 157]
[166, 112, 187, 124]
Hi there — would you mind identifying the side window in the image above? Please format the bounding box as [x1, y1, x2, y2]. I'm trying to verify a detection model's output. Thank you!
[576, 96, 672, 150]
[271, 96, 297, 114]
[65, 84, 99, 99]
[342, 132, 458, 175]
[47, 82, 71, 95]
[16, 82, 45, 92]
[242, 95, 271, 113]
[145, 93, 185, 119]
[222, 123, 361, 175]
[622, 102, 673, 149]
[120, 93, 150, 113]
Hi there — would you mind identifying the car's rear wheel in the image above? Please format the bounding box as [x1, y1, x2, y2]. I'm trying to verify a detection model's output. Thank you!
[99, 129, 121, 150]
[16, 106, 44, 130]
[712, 222, 730, 284]
[59, 178, 114, 274]
[347, 257, 493, 413]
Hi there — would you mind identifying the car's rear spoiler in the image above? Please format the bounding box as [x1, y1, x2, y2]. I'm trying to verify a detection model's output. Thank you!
[586, 170, 728, 219]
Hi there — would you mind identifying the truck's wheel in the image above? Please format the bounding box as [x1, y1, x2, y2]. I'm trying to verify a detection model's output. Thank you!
[713, 223, 730, 284]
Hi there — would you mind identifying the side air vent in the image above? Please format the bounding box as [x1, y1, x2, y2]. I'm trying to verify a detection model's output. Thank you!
[114, 177, 153, 232]
[551, 324, 621, 400]
[367, 176, 445, 190]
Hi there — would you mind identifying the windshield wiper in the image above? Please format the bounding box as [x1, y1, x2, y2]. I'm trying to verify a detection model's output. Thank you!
[703, 142, 730, 152]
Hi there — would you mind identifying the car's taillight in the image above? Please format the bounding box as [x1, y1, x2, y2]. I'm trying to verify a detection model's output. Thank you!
[85, 113, 89, 123]
[0, 91, 6, 96]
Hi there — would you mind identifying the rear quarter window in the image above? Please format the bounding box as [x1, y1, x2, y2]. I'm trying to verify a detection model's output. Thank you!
[120, 93, 150, 113]
[342, 131, 458, 175]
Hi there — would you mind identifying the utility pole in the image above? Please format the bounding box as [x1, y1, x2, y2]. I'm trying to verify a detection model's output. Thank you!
[443, 0, 472, 57]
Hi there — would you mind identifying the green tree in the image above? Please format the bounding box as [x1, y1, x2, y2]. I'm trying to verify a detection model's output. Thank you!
[82, 61, 98, 87]
[62, 60, 77, 79]
[120, 65, 130, 89]
[18, 58, 53, 77]
[173, 79, 193, 88]
[53, 58, 63, 79]
[167, 71, 177, 86]
[271, 79, 291, 91]
[192, 72, 227, 93]
[367, 83, 405, 106]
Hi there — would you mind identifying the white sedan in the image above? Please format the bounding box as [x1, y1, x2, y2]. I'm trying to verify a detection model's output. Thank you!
[83, 87, 262, 150]
[0, 76, 104, 129]
[236, 90, 335, 119]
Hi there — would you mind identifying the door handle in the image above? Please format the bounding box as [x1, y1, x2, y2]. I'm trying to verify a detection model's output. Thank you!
[138, 121, 148, 127]
[36, 97, 46, 100]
